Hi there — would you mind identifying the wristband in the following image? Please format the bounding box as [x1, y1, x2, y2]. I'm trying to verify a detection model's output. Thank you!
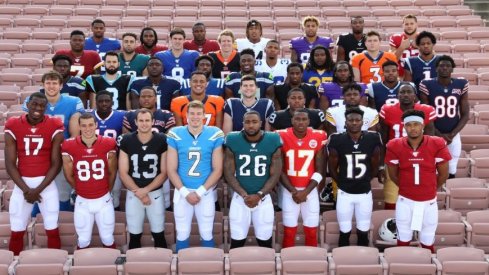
[179, 187, 190, 198]
[311, 172, 323, 183]
[195, 185, 207, 197]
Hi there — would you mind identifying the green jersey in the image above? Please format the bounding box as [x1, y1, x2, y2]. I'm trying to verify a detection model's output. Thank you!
[119, 53, 150, 76]
[225, 131, 282, 194]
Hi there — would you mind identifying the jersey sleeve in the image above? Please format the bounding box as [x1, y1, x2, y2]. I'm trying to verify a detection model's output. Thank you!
[389, 34, 400, 48]
[163, 111, 176, 131]
[52, 117, 65, 138]
[326, 133, 338, 153]
[117, 134, 129, 153]
[434, 137, 452, 164]
[215, 96, 225, 112]
[85, 75, 96, 93]
[271, 132, 283, 151]
[424, 105, 437, 123]
[4, 118, 17, 140]
[170, 97, 182, 116]
[223, 99, 232, 116]
[60, 139, 73, 157]
[350, 54, 361, 69]
[74, 97, 84, 112]
[418, 81, 429, 95]
[265, 99, 275, 119]
[403, 57, 413, 73]
[325, 110, 336, 126]
[106, 138, 117, 153]
[366, 83, 374, 98]
[369, 112, 380, 128]
[461, 80, 469, 95]
[158, 133, 168, 153]
[267, 112, 279, 128]
[379, 104, 388, 119]
[166, 128, 179, 149]
[384, 140, 400, 166]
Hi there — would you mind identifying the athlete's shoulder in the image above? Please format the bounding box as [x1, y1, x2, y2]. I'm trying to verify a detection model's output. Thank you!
[452, 77, 469, 87]
[171, 95, 189, 106]
[264, 131, 282, 145]
[225, 131, 241, 143]
[256, 71, 274, 81]
[383, 51, 397, 60]
[225, 72, 241, 82]
[166, 126, 186, 140]
[85, 50, 100, 58]
[205, 126, 225, 139]
[208, 95, 225, 104]
[386, 137, 404, 149]
[428, 135, 448, 148]
[100, 135, 117, 148]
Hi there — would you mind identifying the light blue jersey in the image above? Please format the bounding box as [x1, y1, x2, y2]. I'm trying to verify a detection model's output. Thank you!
[166, 126, 224, 189]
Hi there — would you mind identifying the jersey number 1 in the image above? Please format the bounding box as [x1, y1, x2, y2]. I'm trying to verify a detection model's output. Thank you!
[286, 150, 314, 177]
[345, 154, 367, 179]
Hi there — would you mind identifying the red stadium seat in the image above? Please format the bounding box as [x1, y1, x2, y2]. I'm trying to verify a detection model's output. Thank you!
[465, 210, 489, 253]
[70, 248, 121, 275]
[178, 247, 225, 274]
[2, 28, 31, 40]
[15, 249, 69, 275]
[125, 248, 176, 275]
[434, 247, 489, 273]
[320, 210, 359, 251]
[0, 250, 13, 275]
[228, 247, 276, 275]
[23, 5, 49, 16]
[434, 210, 466, 250]
[74, 6, 99, 16]
[279, 247, 329, 275]
[13, 16, 41, 28]
[329, 246, 384, 275]
[383, 247, 437, 275]
[10, 53, 43, 70]
[48, 6, 73, 16]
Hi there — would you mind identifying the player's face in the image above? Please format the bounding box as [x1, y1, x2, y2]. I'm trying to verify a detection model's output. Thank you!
[104, 55, 120, 75]
[243, 114, 261, 136]
[418, 37, 434, 56]
[247, 25, 262, 41]
[192, 25, 206, 42]
[43, 78, 62, 97]
[345, 113, 363, 133]
[351, 18, 364, 34]
[142, 30, 157, 47]
[135, 112, 154, 134]
[403, 18, 418, 35]
[27, 96, 47, 122]
[147, 59, 163, 77]
[79, 117, 97, 140]
[405, 121, 424, 139]
[335, 63, 351, 82]
[139, 89, 156, 109]
[304, 21, 318, 38]
[343, 89, 361, 106]
[398, 85, 417, 105]
[123, 36, 136, 54]
[96, 94, 113, 112]
[365, 35, 380, 51]
[70, 34, 85, 52]
[287, 91, 306, 110]
[314, 49, 327, 67]
[240, 54, 255, 74]
[53, 60, 71, 78]
[197, 59, 212, 77]
[171, 34, 185, 51]
[383, 65, 399, 83]
[264, 42, 280, 59]
[218, 35, 234, 52]
[190, 74, 208, 95]
[292, 112, 310, 133]
[91, 23, 105, 38]
[287, 66, 303, 85]
[436, 60, 453, 78]
[187, 107, 205, 128]
[240, 80, 257, 98]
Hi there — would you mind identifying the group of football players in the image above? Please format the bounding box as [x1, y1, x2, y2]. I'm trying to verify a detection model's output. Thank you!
[4, 13, 469, 255]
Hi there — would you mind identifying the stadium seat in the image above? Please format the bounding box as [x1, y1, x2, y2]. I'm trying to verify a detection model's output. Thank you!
[422, 8, 447, 16]
[433, 247, 489, 274]
[124, 247, 176, 275]
[452, 41, 481, 53]
[228, 246, 276, 275]
[31, 28, 60, 41]
[382, 246, 437, 275]
[328, 246, 384, 275]
[434, 210, 466, 250]
[74, 7, 99, 16]
[0, 212, 12, 250]
[367, 0, 390, 7]
[460, 124, 489, 151]
[457, 16, 484, 27]
[278, 247, 328, 275]
[140, 212, 176, 250]
[2, 27, 31, 40]
[322, 8, 348, 17]
[476, 111, 489, 127]
[346, 7, 372, 17]
[10, 53, 42, 70]
[370, 210, 397, 248]
[465, 210, 489, 253]
[471, 158, 489, 183]
[0, 250, 13, 275]
[445, 178, 489, 215]
[0, 6, 22, 16]
[178, 247, 225, 275]
[0, 68, 31, 88]
[248, 0, 270, 8]
[0, 91, 19, 107]
[371, 8, 397, 17]
[89, 211, 127, 251]
[40, 16, 68, 28]
[70, 248, 121, 275]
[297, 8, 322, 18]
[200, 8, 222, 19]
[120, 17, 146, 29]
[99, 6, 124, 17]
[127, 0, 153, 7]
[440, 30, 467, 40]
[320, 210, 359, 251]
[452, 71, 478, 85]
[414, 0, 437, 6]
[456, 157, 471, 177]
[67, 17, 94, 28]
[32, 211, 77, 253]
[23, 6, 49, 16]
[15, 249, 69, 275]
[438, 0, 463, 4]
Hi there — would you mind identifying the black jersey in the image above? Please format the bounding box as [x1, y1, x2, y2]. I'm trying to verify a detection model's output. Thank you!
[86, 74, 134, 110]
[336, 33, 367, 62]
[208, 51, 241, 79]
[327, 131, 382, 194]
[273, 83, 318, 110]
[118, 131, 167, 189]
[268, 108, 325, 130]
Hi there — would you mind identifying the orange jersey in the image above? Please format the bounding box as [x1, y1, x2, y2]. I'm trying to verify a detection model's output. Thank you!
[351, 51, 398, 85]
[170, 95, 224, 126]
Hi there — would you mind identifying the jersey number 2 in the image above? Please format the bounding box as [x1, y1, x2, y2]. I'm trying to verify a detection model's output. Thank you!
[238, 155, 267, 177]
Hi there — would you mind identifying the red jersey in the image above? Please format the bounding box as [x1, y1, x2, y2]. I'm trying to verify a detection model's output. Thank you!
[278, 127, 327, 188]
[380, 102, 436, 140]
[135, 44, 168, 56]
[5, 114, 64, 177]
[55, 49, 103, 79]
[61, 135, 116, 199]
[184, 39, 220, 54]
[385, 136, 451, 201]
[389, 33, 419, 76]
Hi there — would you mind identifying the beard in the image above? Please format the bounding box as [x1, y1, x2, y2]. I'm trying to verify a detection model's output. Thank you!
[106, 67, 119, 75]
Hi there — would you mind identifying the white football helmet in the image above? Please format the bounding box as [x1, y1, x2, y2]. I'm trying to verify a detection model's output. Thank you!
[378, 218, 397, 242]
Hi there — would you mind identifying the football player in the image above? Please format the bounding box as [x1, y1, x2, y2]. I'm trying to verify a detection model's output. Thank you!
[328, 107, 382, 246]
[5, 92, 63, 255]
[118, 109, 169, 249]
[135, 27, 168, 56]
[279, 110, 327, 248]
[336, 16, 366, 62]
[255, 40, 290, 84]
[403, 31, 439, 89]
[208, 29, 240, 79]
[302, 45, 334, 87]
[84, 19, 121, 58]
[389, 14, 419, 76]
[48, 54, 88, 106]
[224, 110, 282, 248]
[167, 100, 224, 251]
[183, 22, 220, 54]
[290, 16, 334, 64]
[385, 110, 451, 252]
[367, 60, 401, 112]
[61, 113, 117, 249]
[236, 19, 270, 60]
[118, 33, 150, 77]
[180, 55, 225, 97]
[419, 55, 470, 179]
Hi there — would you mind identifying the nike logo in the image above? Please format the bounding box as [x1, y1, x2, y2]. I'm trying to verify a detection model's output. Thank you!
[430, 202, 435, 205]
[106, 199, 111, 203]
[154, 196, 161, 200]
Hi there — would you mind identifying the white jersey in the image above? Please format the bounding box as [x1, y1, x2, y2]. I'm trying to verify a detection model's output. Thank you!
[255, 58, 290, 84]
[236, 37, 271, 60]
[326, 105, 379, 133]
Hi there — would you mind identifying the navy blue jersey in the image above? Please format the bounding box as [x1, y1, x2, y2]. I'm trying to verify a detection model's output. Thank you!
[129, 76, 181, 111]
[87, 109, 126, 139]
[123, 109, 175, 133]
[180, 78, 225, 97]
[403, 55, 439, 89]
[419, 78, 469, 133]
[224, 98, 275, 131]
[40, 76, 86, 97]
[86, 73, 134, 110]
[366, 81, 401, 112]
[155, 49, 199, 81]
[224, 72, 274, 98]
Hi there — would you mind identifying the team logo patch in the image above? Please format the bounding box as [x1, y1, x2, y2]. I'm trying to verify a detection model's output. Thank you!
[142, 146, 147, 151]
[353, 144, 359, 149]
[412, 152, 419, 157]
[192, 141, 198, 146]
[30, 128, 37, 133]
[452, 89, 463, 95]
[297, 140, 303, 146]
[86, 149, 93, 154]
[309, 139, 318, 149]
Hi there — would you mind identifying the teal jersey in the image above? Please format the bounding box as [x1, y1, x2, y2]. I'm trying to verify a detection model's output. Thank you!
[167, 126, 224, 189]
[225, 131, 282, 194]
[118, 53, 150, 77]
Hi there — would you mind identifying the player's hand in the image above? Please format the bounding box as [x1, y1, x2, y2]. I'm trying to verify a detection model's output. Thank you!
[186, 192, 201, 205]
[244, 194, 261, 208]
[292, 190, 308, 204]
[400, 38, 411, 50]
[141, 195, 151, 205]
[24, 189, 42, 204]
[133, 188, 149, 200]
[440, 133, 453, 145]
[378, 169, 386, 184]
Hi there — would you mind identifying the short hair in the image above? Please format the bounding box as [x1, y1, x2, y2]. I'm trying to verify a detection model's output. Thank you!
[190, 71, 208, 80]
[170, 27, 186, 38]
[287, 87, 306, 98]
[103, 51, 119, 62]
[195, 55, 214, 68]
[52, 54, 72, 66]
[148, 56, 162, 64]
[243, 110, 261, 120]
[332, 61, 354, 83]
[287, 62, 304, 73]
[416, 31, 436, 46]
[398, 81, 417, 94]
[402, 109, 425, 121]
[139, 27, 158, 44]
[342, 83, 362, 95]
[70, 30, 85, 38]
[351, 16, 364, 23]
[240, 48, 255, 58]
[42, 70, 63, 83]
[122, 32, 137, 40]
[436, 54, 456, 68]
[302, 16, 320, 27]
[29, 92, 47, 103]
[192, 22, 205, 30]
[140, 86, 157, 96]
[345, 106, 364, 118]
[403, 14, 418, 22]
[135, 108, 154, 120]
[293, 108, 309, 117]
[91, 19, 105, 27]
[95, 90, 113, 100]
[382, 60, 399, 70]
[78, 112, 96, 124]
[240, 75, 257, 85]
[187, 100, 205, 113]
[218, 29, 235, 42]
[366, 30, 381, 40]
[266, 39, 280, 47]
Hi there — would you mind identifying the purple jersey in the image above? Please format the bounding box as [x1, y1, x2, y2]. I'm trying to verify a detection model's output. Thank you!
[289, 36, 334, 64]
[319, 82, 367, 107]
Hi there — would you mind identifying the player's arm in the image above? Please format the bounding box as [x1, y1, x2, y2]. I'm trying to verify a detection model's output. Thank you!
[353, 67, 361, 82]
[173, 111, 183, 126]
[69, 112, 81, 137]
[266, 85, 280, 110]
[223, 147, 248, 197]
[224, 87, 234, 100]
[118, 150, 140, 191]
[79, 92, 90, 109]
[403, 68, 413, 82]
[107, 151, 118, 191]
[200, 146, 224, 192]
[290, 49, 298, 64]
[215, 110, 224, 129]
[167, 146, 185, 190]
[336, 45, 346, 62]
[142, 68, 148, 76]
[449, 92, 470, 139]
[61, 155, 76, 188]
[309, 97, 317, 109]
[222, 113, 233, 135]
[425, 120, 435, 136]
[88, 92, 96, 109]
[319, 96, 330, 111]
[370, 145, 382, 180]
[367, 96, 376, 110]
[295, 147, 325, 204]
[4, 134, 30, 194]
[35, 132, 64, 196]
[386, 164, 399, 186]
[279, 153, 298, 193]
[325, 121, 337, 136]
[436, 161, 449, 189]
[260, 148, 283, 195]
[327, 147, 339, 183]
[379, 117, 389, 146]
